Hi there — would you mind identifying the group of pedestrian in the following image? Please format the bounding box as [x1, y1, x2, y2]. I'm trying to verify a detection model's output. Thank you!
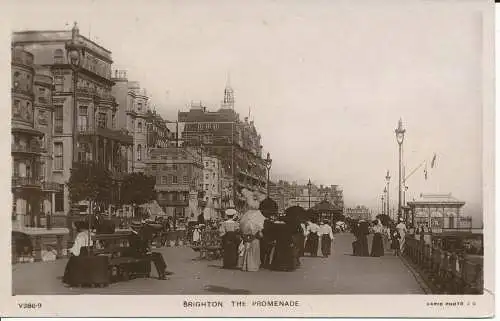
[302, 220, 335, 258]
[219, 191, 336, 273]
[352, 218, 407, 257]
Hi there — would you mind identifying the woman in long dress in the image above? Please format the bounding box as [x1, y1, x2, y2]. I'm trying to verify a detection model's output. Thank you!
[370, 220, 385, 257]
[396, 219, 407, 253]
[240, 232, 262, 272]
[219, 209, 240, 269]
[270, 219, 296, 271]
[319, 220, 334, 257]
[63, 221, 94, 285]
[239, 190, 265, 272]
[259, 198, 279, 268]
[357, 220, 370, 256]
[305, 220, 320, 257]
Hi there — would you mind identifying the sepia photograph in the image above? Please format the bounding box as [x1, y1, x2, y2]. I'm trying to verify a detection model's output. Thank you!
[1, 0, 495, 318]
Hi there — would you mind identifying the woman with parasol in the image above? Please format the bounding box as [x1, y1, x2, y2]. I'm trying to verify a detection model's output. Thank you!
[238, 189, 266, 272]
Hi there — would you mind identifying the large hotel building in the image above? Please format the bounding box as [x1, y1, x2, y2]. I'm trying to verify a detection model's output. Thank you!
[178, 84, 268, 209]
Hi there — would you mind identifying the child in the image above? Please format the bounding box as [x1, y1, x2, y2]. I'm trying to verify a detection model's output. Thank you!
[391, 229, 401, 256]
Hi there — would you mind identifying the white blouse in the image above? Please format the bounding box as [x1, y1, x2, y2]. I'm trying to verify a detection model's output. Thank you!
[307, 223, 320, 234]
[70, 231, 94, 256]
[319, 224, 334, 239]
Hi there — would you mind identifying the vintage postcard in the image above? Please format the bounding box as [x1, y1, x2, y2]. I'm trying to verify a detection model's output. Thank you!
[0, 0, 495, 318]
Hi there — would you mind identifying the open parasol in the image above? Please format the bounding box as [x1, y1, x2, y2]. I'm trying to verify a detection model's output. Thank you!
[239, 209, 266, 235]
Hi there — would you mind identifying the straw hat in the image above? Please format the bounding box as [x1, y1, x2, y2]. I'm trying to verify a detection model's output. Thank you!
[225, 208, 237, 217]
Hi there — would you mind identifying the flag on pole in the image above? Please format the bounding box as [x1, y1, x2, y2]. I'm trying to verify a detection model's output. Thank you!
[431, 153, 437, 168]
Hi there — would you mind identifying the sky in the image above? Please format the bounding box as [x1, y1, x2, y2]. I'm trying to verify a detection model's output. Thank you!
[7, 0, 491, 226]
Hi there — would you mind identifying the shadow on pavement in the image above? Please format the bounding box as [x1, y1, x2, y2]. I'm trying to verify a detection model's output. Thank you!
[204, 285, 251, 294]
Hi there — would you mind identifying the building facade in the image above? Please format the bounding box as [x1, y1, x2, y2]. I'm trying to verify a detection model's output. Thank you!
[202, 155, 222, 219]
[112, 69, 173, 173]
[11, 46, 62, 229]
[287, 183, 344, 211]
[344, 206, 371, 221]
[178, 84, 267, 210]
[144, 147, 203, 223]
[13, 24, 134, 214]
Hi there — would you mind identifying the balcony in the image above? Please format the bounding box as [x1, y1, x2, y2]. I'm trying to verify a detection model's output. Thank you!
[37, 96, 49, 104]
[76, 87, 116, 105]
[11, 144, 42, 155]
[78, 125, 133, 145]
[12, 176, 42, 189]
[12, 87, 34, 99]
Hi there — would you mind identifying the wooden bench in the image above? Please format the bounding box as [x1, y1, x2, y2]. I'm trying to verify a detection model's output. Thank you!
[92, 232, 151, 283]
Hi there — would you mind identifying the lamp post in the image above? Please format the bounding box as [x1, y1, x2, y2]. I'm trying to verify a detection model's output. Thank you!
[307, 179, 312, 209]
[395, 118, 406, 221]
[381, 190, 386, 215]
[66, 22, 91, 251]
[265, 152, 272, 198]
[66, 22, 82, 163]
[385, 170, 390, 219]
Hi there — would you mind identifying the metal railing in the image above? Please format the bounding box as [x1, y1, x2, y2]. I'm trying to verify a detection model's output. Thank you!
[404, 236, 483, 294]
[78, 125, 133, 144]
[12, 176, 42, 187]
[12, 87, 35, 98]
[11, 144, 42, 154]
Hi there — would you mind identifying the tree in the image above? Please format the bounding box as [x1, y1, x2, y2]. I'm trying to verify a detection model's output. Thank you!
[67, 162, 113, 213]
[120, 172, 156, 218]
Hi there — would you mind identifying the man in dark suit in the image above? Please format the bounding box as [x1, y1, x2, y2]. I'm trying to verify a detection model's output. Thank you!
[128, 223, 173, 280]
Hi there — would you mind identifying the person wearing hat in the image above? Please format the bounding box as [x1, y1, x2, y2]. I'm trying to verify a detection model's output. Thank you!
[259, 198, 279, 268]
[219, 209, 240, 269]
[127, 223, 173, 280]
[318, 220, 334, 258]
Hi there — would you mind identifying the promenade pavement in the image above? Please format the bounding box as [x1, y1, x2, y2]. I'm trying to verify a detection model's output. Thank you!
[12, 233, 425, 295]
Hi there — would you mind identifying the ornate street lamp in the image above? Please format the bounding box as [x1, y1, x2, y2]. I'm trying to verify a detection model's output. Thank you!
[66, 22, 83, 164]
[66, 22, 92, 251]
[395, 118, 406, 221]
[381, 190, 386, 215]
[307, 179, 312, 209]
[385, 170, 391, 219]
[265, 152, 272, 197]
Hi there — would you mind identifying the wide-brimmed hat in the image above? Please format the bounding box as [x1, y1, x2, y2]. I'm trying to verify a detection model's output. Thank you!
[259, 198, 278, 218]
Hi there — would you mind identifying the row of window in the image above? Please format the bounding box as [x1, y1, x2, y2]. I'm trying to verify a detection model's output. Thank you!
[205, 184, 218, 191]
[54, 106, 117, 134]
[158, 192, 188, 202]
[205, 173, 217, 180]
[156, 175, 188, 185]
[150, 163, 185, 171]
